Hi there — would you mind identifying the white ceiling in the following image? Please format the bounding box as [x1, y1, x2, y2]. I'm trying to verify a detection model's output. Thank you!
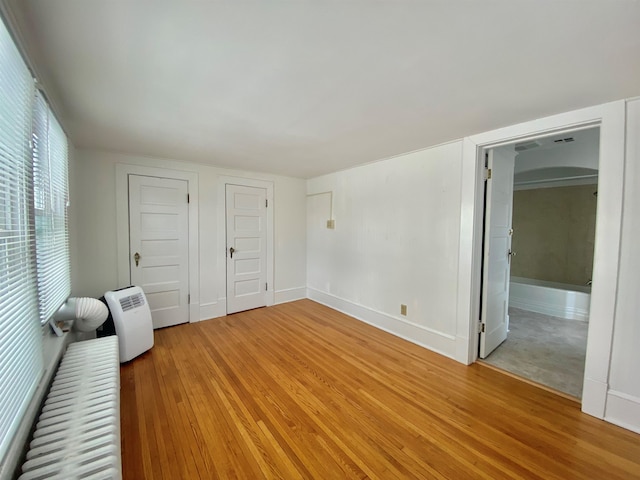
[14, 1, 640, 178]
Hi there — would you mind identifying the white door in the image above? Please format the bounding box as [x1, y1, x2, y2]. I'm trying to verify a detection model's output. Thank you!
[480, 147, 516, 358]
[226, 184, 267, 314]
[129, 175, 190, 329]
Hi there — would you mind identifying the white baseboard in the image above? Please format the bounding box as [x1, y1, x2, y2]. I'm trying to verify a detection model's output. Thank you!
[509, 296, 589, 321]
[199, 300, 226, 321]
[198, 288, 306, 320]
[605, 390, 640, 434]
[307, 288, 458, 361]
[275, 287, 306, 305]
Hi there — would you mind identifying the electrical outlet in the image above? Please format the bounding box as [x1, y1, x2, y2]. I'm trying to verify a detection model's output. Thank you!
[326, 219, 335, 229]
[400, 304, 407, 316]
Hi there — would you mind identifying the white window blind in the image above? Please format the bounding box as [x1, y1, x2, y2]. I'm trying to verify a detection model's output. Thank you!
[32, 92, 70, 323]
[0, 15, 43, 464]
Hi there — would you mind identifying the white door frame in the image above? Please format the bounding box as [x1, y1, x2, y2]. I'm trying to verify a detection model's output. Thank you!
[455, 100, 626, 419]
[218, 175, 274, 311]
[116, 164, 200, 324]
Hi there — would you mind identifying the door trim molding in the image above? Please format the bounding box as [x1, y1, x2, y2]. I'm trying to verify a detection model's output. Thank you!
[115, 164, 200, 323]
[219, 175, 274, 311]
[455, 100, 626, 420]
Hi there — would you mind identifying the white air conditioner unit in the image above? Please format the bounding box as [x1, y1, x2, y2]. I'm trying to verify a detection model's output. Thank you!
[104, 286, 154, 363]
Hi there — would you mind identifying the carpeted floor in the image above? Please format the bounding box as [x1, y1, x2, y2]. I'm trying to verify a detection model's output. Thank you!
[481, 307, 588, 398]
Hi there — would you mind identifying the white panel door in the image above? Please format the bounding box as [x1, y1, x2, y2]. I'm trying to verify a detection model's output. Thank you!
[226, 184, 267, 314]
[480, 147, 515, 358]
[129, 175, 189, 329]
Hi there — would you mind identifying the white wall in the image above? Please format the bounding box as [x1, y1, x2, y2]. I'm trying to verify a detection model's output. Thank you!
[274, 178, 308, 304]
[71, 149, 307, 320]
[606, 98, 640, 432]
[307, 141, 463, 359]
[73, 99, 640, 434]
[307, 99, 640, 434]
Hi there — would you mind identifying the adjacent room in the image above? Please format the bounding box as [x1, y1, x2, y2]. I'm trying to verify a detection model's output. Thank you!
[1, 1, 640, 479]
[480, 129, 600, 399]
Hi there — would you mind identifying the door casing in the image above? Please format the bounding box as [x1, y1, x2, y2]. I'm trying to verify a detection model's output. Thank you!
[116, 164, 200, 324]
[225, 184, 268, 314]
[218, 176, 274, 313]
[129, 174, 190, 329]
[456, 100, 626, 420]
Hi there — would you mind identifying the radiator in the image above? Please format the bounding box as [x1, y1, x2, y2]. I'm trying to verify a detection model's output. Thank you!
[19, 336, 121, 480]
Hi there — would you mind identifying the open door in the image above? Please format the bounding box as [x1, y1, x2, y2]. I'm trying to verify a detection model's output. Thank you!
[480, 147, 516, 358]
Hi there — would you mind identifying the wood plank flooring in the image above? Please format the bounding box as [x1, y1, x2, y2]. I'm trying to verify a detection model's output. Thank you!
[120, 299, 640, 479]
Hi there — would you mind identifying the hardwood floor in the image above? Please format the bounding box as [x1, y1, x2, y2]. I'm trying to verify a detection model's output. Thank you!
[120, 299, 640, 479]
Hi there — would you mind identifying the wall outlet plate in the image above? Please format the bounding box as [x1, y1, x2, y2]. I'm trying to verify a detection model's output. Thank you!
[400, 304, 407, 316]
[326, 219, 335, 229]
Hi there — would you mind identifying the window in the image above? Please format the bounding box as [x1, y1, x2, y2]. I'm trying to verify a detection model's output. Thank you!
[32, 92, 70, 323]
[0, 15, 43, 462]
[0, 15, 70, 464]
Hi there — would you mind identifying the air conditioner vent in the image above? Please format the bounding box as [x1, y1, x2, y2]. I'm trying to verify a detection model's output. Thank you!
[105, 286, 154, 362]
[553, 137, 574, 143]
[119, 293, 145, 312]
[515, 140, 542, 152]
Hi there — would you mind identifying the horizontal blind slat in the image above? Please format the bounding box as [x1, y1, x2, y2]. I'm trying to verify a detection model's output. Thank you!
[0, 15, 44, 465]
[32, 92, 70, 322]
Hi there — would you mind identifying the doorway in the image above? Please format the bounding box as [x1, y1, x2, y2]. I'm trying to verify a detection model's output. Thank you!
[458, 101, 625, 419]
[478, 128, 600, 398]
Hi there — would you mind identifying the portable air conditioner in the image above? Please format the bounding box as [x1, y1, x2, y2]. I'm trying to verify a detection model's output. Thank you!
[104, 286, 154, 363]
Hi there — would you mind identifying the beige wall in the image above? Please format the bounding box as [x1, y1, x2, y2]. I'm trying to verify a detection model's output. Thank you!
[511, 184, 597, 286]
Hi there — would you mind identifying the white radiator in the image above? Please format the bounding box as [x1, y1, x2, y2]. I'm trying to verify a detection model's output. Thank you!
[19, 337, 122, 480]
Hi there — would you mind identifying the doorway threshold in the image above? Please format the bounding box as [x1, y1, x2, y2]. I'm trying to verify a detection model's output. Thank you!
[476, 360, 581, 404]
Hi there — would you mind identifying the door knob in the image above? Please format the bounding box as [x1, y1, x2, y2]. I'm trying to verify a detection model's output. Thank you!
[229, 247, 235, 259]
[134, 252, 141, 267]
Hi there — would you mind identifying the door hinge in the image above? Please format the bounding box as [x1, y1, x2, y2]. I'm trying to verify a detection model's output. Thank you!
[188, 293, 191, 304]
[484, 167, 492, 180]
[265, 282, 268, 291]
[187, 193, 190, 203]
[480, 322, 486, 333]
[265, 199, 268, 208]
